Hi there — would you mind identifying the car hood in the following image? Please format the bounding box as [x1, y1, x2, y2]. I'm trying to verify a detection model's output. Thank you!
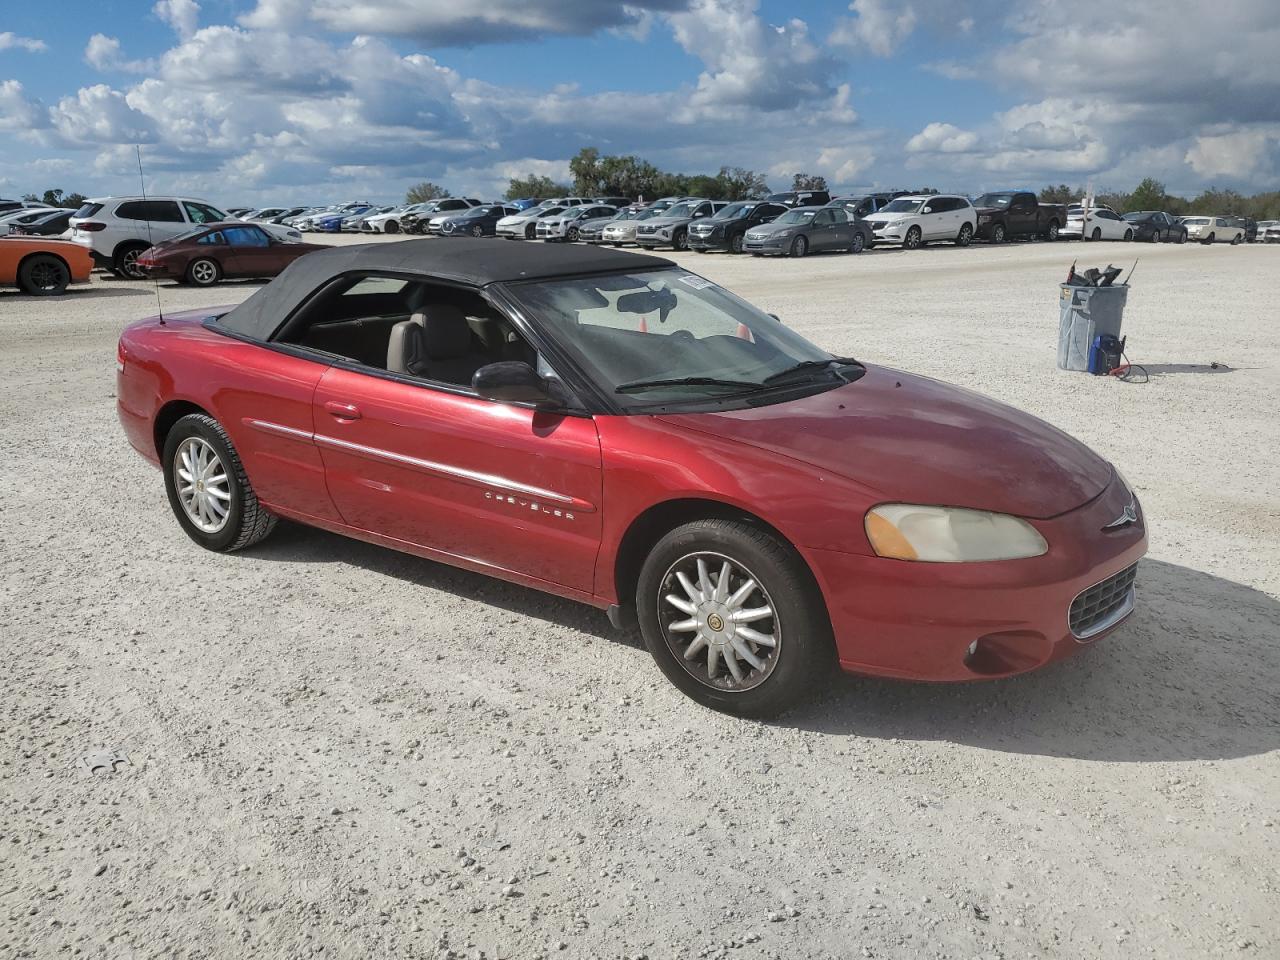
[641, 216, 692, 229]
[656, 365, 1112, 520]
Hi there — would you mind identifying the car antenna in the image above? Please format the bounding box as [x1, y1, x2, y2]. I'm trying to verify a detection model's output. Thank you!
[135, 144, 164, 325]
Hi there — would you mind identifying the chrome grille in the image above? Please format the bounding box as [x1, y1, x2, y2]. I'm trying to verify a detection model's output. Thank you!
[1069, 563, 1138, 639]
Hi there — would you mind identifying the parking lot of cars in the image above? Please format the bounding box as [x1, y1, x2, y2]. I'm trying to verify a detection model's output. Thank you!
[2, 233, 1277, 958]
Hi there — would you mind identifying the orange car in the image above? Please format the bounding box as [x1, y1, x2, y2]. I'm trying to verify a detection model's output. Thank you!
[0, 236, 94, 296]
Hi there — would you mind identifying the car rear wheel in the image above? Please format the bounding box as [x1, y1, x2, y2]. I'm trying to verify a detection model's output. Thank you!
[114, 243, 149, 280]
[186, 258, 221, 287]
[990, 223, 1006, 244]
[163, 414, 276, 553]
[18, 254, 70, 296]
[903, 226, 923, 250]
[731, 233, 745, 254]
[955, 222, 973, 247]
[1045, 221, 1060, 240]
[471, 224, 485, 237]
[850, 231, 866, 253]
[789, 235, 808, 257]
[636, 519, 833, 718]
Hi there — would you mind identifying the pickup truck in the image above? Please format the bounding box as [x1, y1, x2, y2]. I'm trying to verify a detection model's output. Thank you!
[971, 191, 1067, 242]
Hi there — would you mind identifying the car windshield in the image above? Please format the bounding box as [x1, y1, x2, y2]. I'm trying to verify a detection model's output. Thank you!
[974, 193, 1014, 208]
[460, 207, 493, 217]
[1123, 211, 1155, 221]
[714, 203, 755, 220]
[881, 198, 923, 213]
[506, 269, 856, 411]
[775, 209, 817, 224]
[535, 207, 565, 218]
[664, 201, 699, 218]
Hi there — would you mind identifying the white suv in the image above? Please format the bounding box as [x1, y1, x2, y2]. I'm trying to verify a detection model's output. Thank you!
[861, 194, 976, 249]
[69, 196, 302, 277]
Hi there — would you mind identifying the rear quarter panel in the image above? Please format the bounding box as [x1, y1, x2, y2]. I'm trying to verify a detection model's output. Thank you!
[0, 238, 93, 285]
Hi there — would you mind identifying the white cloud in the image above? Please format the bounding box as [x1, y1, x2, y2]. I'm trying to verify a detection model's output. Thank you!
[50, 85, 158, 146]
[154, 0, 200, 39]
[238, 0, 691, 45]
[831, 0, 917, 57]
[906, 122, 978, 154]
[0, 32, 47, 53]
[1185, 128, 1279, 180]
[85, 35, 156, 73]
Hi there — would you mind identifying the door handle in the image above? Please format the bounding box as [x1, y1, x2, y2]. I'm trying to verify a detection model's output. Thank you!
[324, 401, 361, 421]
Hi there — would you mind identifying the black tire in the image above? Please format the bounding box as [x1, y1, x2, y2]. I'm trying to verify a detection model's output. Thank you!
[730, 233, 745, 254]
[955, 222, 973, 247]
[17, 254, 70, 296]
[1090, 227, 1102, 241]
[903, 226, 922, 250]
[162, 414, 277, 553]
[1231, 233, 1242, 245]
[1204, 233, 1214, 245]
[185, 257, 221, 287]
[612, 242, 623, 248]
[636, 519, 833, 718]
[673, 229, 688, 251]
[1177, 230, 1187, 244]
[990, 223, 1006, 244]
[113, 243, 149, 280]
[1045, 220, 1060, 241]
[789, 235, 808, 258]
[525, 224, 536, 240]
[694, 247, 707, 253]
[567, 226, 580, 242]
[1123, 229, 1133, 241]
[384, 220, 400, 234]
[850, 231, 866, 254]
[471, 225, 484, 237]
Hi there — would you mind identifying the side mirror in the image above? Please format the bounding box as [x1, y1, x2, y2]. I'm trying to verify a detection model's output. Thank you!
[472, 361, 565, 408]
[921, 206, 933, 214]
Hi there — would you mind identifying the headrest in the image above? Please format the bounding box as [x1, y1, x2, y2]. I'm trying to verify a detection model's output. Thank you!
[420, 305, 473, 358]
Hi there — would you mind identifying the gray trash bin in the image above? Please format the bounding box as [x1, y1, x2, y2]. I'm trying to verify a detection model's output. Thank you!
[1058, 283, 1128, 371]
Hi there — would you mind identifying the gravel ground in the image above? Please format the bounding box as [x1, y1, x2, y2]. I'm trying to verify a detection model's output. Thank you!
[2, 235, 1277, 959]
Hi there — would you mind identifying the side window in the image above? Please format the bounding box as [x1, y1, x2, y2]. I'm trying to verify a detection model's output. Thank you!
[695, 203, 712, 218]
[185, 202, 226, 224]
[148, 201, 185, 222]
[814, 209, 834, 225]
[197, 232, 225, 245]
[115, 201, 146, 220]
[830, 208, 849, 223]
[224, 226, 271, 247]
[1015, 193, 1034, 208]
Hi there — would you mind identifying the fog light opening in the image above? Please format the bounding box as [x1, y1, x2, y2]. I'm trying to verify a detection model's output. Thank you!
[964, 631, 1051, 677]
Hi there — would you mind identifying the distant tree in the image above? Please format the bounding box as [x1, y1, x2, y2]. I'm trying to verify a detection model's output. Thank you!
[1189, 187, 1247, 217]
[405, 182, 450, 204]
[569, 147, 603, 195]
[684, 174, 726, 199]
[1038, 184, 1074, 205]
[20, 189, 86, 208]
[716, 167, 770, 200]
[1124, 177, 1171, 212]
[791, 173, 828, 191]
[504, 175, 570, 200]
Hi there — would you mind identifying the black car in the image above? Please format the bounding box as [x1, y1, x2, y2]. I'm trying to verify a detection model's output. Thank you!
[439, 204, 520, 238]
[765, 190, 832, 208]
[825, 193, 903, 220]
[1121, 210, 1188, 243]
[1230, 217, 1258, 242]
[4, 208, 75, 236]
[687, 200, 790, 253]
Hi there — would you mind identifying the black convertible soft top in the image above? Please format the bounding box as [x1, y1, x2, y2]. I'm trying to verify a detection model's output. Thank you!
[216, 238, 674, 340]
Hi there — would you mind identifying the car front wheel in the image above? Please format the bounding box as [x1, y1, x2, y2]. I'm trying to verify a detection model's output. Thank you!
[636, 519, 833, 718]
[673, 230, 688, 251]
[850, 231, 865, 253]
[789, 235, 808, 257]
[903, 226, 923, 250]
[731, 233, 745, 254]
[1045, 221, 1060, 240]
[990, 223, 1006, 243]
[163, 414, 277, 552]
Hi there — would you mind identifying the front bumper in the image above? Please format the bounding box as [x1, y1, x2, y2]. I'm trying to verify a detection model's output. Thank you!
[635, 233, 672, 248]
[742, 235, 788, 255]
[868, 224, 906, 243]
[688, 231, 729, 251]
[804, 475, 1148, 681]
[496, 223, 527, 238]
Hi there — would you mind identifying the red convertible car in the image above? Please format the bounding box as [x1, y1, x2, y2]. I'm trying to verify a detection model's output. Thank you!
[117, 241, 1146, 716]
[136, 222, 327, 287]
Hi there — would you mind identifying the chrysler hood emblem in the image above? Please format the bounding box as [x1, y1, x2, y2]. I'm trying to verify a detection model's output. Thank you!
[1103, 501, 1139, 530]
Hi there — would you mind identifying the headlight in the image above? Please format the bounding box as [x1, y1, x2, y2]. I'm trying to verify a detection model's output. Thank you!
[865, 504, 1048, 562]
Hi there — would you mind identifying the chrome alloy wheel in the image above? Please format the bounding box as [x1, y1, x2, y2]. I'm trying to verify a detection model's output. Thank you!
[174, 437, 231, 533]
[190, 259, 218, 285]
[659, 552, 780, 691]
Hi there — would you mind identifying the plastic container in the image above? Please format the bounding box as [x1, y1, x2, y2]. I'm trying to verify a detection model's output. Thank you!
[1058, 284, 1128, 372]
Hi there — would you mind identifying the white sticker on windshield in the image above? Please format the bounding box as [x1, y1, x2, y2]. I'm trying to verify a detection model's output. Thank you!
[678, 275, 715, 290]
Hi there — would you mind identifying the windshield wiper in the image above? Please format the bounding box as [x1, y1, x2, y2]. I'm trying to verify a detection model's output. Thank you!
[615, 376, 763, 394]
[762, 357, 862, 385]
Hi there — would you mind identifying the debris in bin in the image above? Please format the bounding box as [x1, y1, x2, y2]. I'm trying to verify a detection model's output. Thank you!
[1065, 260, 1125, 287]
[76, 750, 131, 776]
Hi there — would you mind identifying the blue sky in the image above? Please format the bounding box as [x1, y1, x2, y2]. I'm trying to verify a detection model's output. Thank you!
[2, 0, 1278, 205]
